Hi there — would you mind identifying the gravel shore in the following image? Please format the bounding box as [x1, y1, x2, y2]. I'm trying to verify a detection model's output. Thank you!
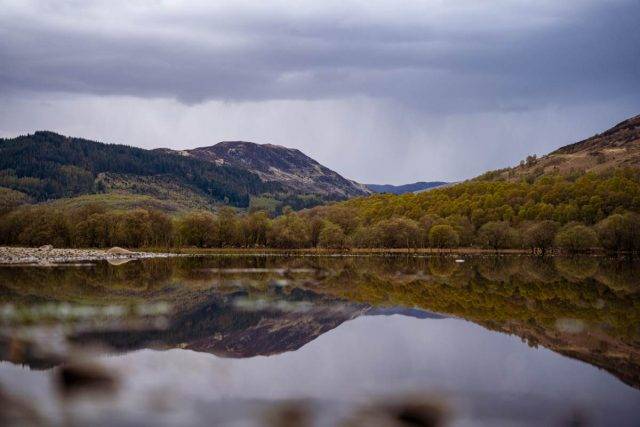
[0, 246, 178, 265]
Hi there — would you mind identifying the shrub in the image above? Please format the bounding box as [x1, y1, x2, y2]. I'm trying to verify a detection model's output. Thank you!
[113, 209, 154, 247]
[0, 188, 30, 215]
[419, 213, 442, 246]
[350, 226, 377, 248]
[73, 213, 113, 247]
[241, 211, 270, 247]
[477, 221, 519, 249]
[428, 224, 460, 248]
[370, 217, 421, 248]
[554, 224, 598, 252]
[522, 220, 560, 253]
[596, 213, 640, 252]
[267, 213, 310, 248]
[213, 207, 241, 247]
[445, 215, 474, 246]
[318, 221, 347, 249]
[177, 211, 217, 247]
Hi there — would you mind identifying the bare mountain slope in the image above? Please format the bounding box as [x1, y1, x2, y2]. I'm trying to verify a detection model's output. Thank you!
[491, 114, 640, 181]
[161, 141, 371, 198]
[0, 132, 372, 214]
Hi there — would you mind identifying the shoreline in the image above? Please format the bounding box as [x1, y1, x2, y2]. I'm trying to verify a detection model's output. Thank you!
[167, 247, 531, 255]
[0, 246, 180, 265]
[1, 246, 617, 265]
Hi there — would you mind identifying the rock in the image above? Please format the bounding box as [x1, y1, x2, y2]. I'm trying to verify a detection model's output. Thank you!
[0, 246, 176, 264]
[56, 362, 119, 397]
[266, 401, 311, 427]
[106, 247, 134, 255]
[107, 258, 132, 266]
[346, 396, 447, 427]
[38, 245, 53, 251]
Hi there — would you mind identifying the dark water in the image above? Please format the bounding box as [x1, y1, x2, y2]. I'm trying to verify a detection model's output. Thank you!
[1, 254, 640, 426]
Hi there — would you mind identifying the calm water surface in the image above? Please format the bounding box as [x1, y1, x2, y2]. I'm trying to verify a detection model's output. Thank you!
[1, 254, 639, 426]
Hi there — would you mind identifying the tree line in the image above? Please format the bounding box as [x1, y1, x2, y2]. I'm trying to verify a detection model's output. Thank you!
[0, 201, 639, 254]
[1, 168, 639, 252]
[0, 131, 279, 207]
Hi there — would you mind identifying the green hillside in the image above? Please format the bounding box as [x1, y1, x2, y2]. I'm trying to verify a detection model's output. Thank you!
[2, 115, 640, 252]
[0, 131, 279, 208]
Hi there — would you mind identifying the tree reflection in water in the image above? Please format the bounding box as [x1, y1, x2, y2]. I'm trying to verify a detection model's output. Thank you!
[1, 254, 639, 389]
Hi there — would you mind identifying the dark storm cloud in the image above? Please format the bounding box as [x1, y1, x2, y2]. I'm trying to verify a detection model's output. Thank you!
[1, 1, 639, 184]
[1, 0, 638, 110]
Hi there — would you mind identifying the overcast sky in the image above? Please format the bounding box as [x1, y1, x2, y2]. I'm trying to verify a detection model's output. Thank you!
[1, 0, 639, 184]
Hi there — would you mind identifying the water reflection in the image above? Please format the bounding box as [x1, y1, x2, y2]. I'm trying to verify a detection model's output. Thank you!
[1, 254, 640, 425]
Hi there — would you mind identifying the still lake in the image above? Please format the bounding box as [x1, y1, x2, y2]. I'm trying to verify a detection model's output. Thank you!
[1, 254, 639, 426]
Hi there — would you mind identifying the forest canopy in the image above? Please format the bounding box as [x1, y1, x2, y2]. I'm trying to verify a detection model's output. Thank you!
[1, 168, 639, 252]
[0, 131, 279, 207]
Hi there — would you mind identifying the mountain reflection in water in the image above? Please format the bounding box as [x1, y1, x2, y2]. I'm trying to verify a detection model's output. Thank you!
[1, 254, 640, 426]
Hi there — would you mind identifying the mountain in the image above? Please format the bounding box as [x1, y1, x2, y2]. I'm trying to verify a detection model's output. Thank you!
[366, 181, 447, 195]
[0, 132, 369, 212]
[158, 141, 371, 198]
[71, 289, 368, 358]
[305, 113, 640, 251]
[490, 114, 640, 181]
[365, 306, 445, 319]
[0, 131, 276, 209]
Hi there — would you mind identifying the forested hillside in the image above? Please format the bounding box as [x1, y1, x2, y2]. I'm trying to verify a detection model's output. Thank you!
[1, 115, 640, 252]
[0, 131, 375, 213]
[1, 167, 639, 251]
[0, 131, 276, 207]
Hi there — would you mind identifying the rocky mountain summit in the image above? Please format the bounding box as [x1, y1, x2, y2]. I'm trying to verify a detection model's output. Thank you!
[163, 141, 371, 198]
[0, 132, 372, 213]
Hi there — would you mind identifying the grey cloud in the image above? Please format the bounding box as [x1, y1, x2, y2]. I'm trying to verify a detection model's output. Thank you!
[1, 94, 637, 183]
[1, 0, 638, 110]
[1, 0, 639, 184]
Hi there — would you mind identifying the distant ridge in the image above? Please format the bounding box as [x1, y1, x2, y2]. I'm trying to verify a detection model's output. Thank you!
[160, 140, 371, 198]
[0, 132, 370, 213]
[0, 131, 271, 209]
[366, 181, 448, 195]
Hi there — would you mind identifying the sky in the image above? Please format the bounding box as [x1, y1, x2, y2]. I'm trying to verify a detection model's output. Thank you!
[1, 0, 639, 184]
